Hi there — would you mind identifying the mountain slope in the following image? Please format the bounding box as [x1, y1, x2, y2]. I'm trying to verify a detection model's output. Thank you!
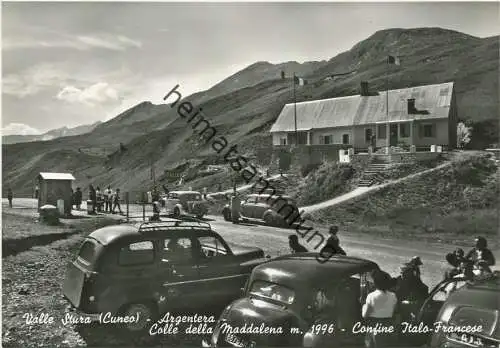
[3, 27, 499, 195]
[2, 121, 102, 145]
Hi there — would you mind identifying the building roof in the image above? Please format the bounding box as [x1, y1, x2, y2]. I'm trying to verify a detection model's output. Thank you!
[38, 172, 75, 181]
[270, 82, 454, 132]
[251, 253, 379, 288]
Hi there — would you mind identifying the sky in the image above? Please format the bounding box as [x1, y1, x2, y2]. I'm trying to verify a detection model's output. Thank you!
[1, 1, 499, 135]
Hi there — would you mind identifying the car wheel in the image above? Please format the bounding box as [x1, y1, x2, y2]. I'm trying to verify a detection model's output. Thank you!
[223, 209, 231, 221]
[173, 207, 180, 218]
[121, 302, 157, 332]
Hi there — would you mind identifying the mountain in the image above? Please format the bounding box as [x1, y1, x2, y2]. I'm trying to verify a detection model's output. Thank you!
[3, 27, 498, 195]
[2, 121, 102, 145]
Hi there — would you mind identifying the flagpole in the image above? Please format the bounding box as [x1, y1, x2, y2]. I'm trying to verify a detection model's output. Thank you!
[386, 56, 389, 149]
[293, 72, 298, 146]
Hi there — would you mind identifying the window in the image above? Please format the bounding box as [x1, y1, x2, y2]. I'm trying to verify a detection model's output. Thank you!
[400, 123, 410, 138]
[118, 240, 154, 266]
[244, 195, 257, 204]
[377, 125, 387, 139]
[249, 280, 295, 305]
[279, 138, 287, 145]
[320, 135, 333, 145]
[78, 240, 99, 266]
[423, 124, 434, 138]
[163, 238, 194, 264]
[197, 236, 229, 258]
[342, 134, 350, 145]
[365, 128, 373, 142]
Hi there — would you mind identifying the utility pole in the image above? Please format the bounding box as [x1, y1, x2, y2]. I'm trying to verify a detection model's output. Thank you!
[386, 57, 390, 149]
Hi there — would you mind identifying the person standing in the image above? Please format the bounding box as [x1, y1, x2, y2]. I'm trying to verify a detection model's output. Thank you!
[7, 188, 13, 208]
[230, 191, 241, 224]
[95, 186, 103, 212]
[202, 187, 208, 200]
[289, 235, 308, 253]
[34, 184, 39, 199]
[103, 186, 111, 213]
[112, 188, 123, 214]
[362, 270, 398, 348]
[75, 187, 82, 210]
[89, 184, 97, 214]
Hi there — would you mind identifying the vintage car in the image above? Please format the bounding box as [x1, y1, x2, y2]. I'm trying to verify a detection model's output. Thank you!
[222, 194, 300, 227]
[162, 190, 208, 218]
[428, 272, 500, 348]
[208, 253, 495, 348]
[62, 220, 267, 332]
[209, 253, 380, 347]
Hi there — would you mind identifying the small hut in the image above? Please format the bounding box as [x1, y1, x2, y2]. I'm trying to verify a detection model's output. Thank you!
[37, 172, 76, 217]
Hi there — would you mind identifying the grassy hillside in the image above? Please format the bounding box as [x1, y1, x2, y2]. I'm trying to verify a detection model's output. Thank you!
[3, 28, 499, 195]
[308, 154, 499, 247]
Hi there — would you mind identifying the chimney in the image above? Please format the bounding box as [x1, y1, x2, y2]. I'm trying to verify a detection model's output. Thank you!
[360, 81, 369, 96]
[407, 98, 417, 114]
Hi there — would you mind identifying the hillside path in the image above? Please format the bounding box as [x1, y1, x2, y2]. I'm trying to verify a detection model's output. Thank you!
[206, 173, 288, 197]
[299, 161, 453, 213]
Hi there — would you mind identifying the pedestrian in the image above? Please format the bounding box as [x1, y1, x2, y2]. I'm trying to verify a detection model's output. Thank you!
[319, 226, 346, 257]
[394, 262, 429, 306]
[289, 235, 308, 253]
[34, 184, 39, 199]
[230, 191, 241, 224]
[112, 188, 123, 214]
[408, 256, 423, 278]
[465, 236, 495, 267]
[89, 184, 97, 214]
[75, 187, 82, 210]
[203, 187, 208, 200]
[7, 188, 13, 208]
[217, 183, 222, 192]
[362, 270, 398, 348]
[103, 186, 112, 212]
[96, 186, 103, 212]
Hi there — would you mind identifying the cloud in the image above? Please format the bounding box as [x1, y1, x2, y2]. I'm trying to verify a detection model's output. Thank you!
[2, 123, 41, 136]
[56, 82, 120, 106]
[2, 33, 142, 51]
[2, 64, 67, 97]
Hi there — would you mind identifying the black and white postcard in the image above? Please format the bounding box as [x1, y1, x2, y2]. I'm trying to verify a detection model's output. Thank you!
[2, 1, 499, 347]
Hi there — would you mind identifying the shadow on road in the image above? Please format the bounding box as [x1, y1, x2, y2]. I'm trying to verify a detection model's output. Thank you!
[2, 231, 81, 258]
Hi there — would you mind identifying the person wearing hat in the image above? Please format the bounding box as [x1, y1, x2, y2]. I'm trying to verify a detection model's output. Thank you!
[465, 236, 495, 267]
[408, 256, 422, 278]
[394, 261, 428, 303]
[289, 235, 308, 253]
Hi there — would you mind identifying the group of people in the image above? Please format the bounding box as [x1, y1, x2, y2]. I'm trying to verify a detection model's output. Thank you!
[444, 236, 496, 280]
[72, 185, 122, 214]
[289, 225, 346, 256]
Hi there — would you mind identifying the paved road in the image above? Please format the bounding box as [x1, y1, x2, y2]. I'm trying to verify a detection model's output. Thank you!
[4, 198, 499, 293]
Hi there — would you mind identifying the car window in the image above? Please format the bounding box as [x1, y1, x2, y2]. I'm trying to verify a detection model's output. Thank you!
[180, 194, 201, 201]
[244, 196, 257, 204]
[168, 193, 178, 199]
[197, 236, 229, 258]
[77, 240, 100, 266]
[249, 280, 295, 305]
[118, 240, 155, 266]
[449, 307, 497, 336]
[163, 238, 195, 264]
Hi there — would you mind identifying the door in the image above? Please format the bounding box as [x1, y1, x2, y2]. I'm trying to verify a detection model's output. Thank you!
[412, 277, 469, 345]
[240, 196, 256, 219]
[253, 196, 271, 219]
[390, 124, 398, 146]
[158, 237, 204, 313]
[194, 235, 247, 310]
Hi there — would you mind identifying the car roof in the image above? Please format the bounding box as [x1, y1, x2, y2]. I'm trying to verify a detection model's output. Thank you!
[170, 191, 201, 195]
[250, 253, 379, 288]
[446, 273, 500, 310]
[87, 220, 213, 245]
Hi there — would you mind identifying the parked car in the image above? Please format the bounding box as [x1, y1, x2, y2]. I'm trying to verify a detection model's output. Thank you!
[208, 253, 380, 347]
[428, 272, 500, 348]
[162, 190, 208, 218]
[62, 220, 267, 332]
[222, 194, 299, 227]
[209, 254, 496, 348]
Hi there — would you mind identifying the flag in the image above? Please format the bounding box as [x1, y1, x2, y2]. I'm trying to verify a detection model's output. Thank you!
[388, 55, 400, 65]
